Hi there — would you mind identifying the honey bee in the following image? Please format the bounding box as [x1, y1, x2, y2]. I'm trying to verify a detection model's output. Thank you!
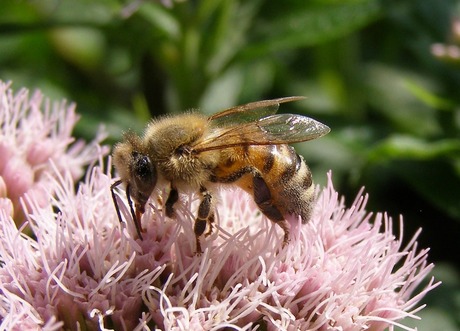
[111, 96, 330, 253]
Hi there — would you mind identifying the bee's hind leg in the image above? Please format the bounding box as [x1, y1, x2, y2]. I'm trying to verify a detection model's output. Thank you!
[252, 173, 290, 247]
[194, 186, 214, 254]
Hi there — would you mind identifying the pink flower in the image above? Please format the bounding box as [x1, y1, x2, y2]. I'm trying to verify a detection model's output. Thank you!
[0, 80, 108, 224]
[0, 81, 439, 330]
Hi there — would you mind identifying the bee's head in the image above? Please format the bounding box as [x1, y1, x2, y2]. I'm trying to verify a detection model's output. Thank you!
[128, 150, 157, 209]
[112, 134, 158, 212]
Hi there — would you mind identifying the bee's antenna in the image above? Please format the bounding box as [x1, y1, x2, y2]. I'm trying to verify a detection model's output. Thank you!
[111, 180, 144, 240]
[111, 179, 124, 226]
[126, 183, 144, 240]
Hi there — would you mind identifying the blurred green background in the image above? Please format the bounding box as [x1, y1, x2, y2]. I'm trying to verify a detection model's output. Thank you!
[1, 0, 459, 329]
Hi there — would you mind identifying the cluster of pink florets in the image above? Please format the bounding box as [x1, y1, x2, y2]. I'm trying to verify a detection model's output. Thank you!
[0, 80, 438, 330]
[0, 81, 107, 223]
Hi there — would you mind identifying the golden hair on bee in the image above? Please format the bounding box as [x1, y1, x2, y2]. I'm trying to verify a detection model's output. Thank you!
[111, 96, 330, 254]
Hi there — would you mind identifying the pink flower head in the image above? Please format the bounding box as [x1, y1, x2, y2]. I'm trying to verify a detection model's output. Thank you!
[0, 80, 108, 223]
[0, 81, 439, 330]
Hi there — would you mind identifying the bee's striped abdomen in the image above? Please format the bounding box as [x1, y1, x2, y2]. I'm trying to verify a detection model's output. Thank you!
[212, 144, 316, 224]
[250, 144, 315, 223]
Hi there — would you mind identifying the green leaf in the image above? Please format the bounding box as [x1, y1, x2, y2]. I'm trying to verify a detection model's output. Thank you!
[242, 0, 381, 58]
[203, 0, 261, 75]
[199, 65, 245, 112]
[405, 79, 455, 111]
[365, 63, 441, 137]
[138, 2, 181, 40]
[368, 136, 460, 162]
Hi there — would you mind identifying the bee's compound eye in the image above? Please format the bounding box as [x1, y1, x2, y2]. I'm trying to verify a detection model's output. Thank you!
[134, 155, 151, 179]
[131, 152, 157, 193]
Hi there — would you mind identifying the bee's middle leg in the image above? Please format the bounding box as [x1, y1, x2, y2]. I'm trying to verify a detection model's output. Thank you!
[194, 186, 214, 254]
[252, 173, 290, 247]
[165, 184, 179, 218]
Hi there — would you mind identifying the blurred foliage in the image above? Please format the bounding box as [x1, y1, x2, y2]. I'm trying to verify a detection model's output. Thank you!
[1, 0, 459, 328]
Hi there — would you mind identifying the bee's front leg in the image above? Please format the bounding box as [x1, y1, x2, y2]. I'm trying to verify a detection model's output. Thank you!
[194, 186, 214, 254]
[165, 184, 179, 218]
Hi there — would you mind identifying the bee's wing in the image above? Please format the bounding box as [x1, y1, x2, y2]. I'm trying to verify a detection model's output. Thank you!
[209, 96, 305, 126]
[194, 114, 330, 153]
